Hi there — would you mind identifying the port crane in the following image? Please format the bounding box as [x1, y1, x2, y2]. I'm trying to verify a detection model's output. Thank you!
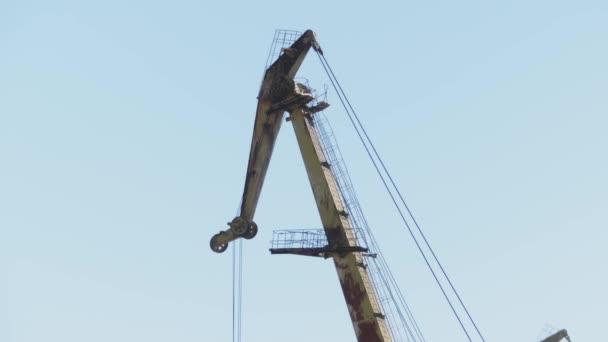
[210, 30, 390, 340]
[209, 30, 572, 342]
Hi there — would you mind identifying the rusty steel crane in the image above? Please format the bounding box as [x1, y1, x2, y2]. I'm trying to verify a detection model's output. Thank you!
[209, 30, 391, 341]
[209, 30, 573, 342]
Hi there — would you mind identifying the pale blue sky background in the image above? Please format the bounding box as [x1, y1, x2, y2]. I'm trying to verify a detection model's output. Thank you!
[1, 1, 607, 341]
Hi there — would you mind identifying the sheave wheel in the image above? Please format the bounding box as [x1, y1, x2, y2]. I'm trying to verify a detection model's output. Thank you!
[230, 217, 248, 236]
[243, 222, 258, 240]
[210, 234, 228, 253]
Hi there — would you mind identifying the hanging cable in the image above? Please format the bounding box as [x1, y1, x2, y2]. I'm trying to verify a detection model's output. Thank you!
[320, 51, 486, 341]
[232, 241, 236, 342]
[232, 204, 243, 342]
[238, 239, 243, 341]
[232, 238, 243, 342]
[315, 50, 482, 341]
[314, 110, 426, 342]
[317, 53, 486, 342]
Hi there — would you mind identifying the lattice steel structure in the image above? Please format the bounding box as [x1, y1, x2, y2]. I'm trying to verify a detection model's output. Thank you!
[270, 228, 367, 257]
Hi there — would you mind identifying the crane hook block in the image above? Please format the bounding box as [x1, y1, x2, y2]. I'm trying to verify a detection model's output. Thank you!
[209, 217, 258, 253]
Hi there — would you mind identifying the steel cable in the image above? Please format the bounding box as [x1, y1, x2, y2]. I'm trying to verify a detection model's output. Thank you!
[232, 205, 243, 342]
[315, 112, 425, 341]
[318, 51, 486, 341]
[315, 50, 476, 342]
[317, 52, 486, 341]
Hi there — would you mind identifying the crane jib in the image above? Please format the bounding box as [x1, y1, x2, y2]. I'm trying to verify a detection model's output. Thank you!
[209, 30, 393, 341]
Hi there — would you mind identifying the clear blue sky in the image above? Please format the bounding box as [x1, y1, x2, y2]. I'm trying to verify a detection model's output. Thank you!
[1, 1, 606, 341]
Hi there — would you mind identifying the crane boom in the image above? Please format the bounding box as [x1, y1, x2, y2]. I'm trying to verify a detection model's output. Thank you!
[239, 30, 318, 220]
[209, 30, 318, 252]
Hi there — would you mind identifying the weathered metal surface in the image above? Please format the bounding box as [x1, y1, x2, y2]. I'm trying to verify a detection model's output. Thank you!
[240, 30, 317, 221]
[210, 29, 391, 341]
[288, 102, 392, 342]
[541, 329, 571, 342]
[210, 31, 318, 250]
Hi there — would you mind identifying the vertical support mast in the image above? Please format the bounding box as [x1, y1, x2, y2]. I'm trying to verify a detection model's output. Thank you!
[287, 98, 392, 342]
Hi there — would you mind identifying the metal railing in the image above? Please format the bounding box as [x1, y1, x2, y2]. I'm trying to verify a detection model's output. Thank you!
[264, 29, 302, 69]
[270, 228, 365, 250]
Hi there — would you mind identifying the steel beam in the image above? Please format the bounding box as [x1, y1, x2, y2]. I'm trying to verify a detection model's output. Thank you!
[210, 30, 318, 250]
[288, 103, 392, 342]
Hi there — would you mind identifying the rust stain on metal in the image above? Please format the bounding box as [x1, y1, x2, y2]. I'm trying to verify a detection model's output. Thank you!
[342, 271, 366, 320]
[288, 103, 391, 341]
